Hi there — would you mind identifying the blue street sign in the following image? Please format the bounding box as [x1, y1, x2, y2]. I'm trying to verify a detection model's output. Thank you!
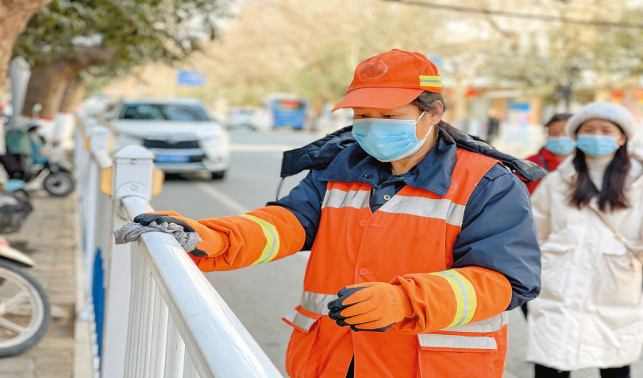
[508, 102, 530, 112]
[176, 70, 206, 87]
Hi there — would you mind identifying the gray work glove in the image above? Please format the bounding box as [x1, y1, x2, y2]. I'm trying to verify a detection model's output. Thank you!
[114, 219, 202, 253]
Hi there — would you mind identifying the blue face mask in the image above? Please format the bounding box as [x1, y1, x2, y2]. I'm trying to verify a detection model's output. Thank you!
[544, 137, 576, 156]
[576, 134, 620, 157]
[352, 112, 431, 162]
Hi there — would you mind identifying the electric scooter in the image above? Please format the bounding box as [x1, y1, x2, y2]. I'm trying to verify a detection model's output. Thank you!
[0, 239, 51, 357]
[0, 191, 50, 357]
[2, 125, 75, 197]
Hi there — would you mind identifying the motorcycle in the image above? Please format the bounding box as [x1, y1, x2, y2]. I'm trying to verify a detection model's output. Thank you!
[0, 191, 50, 357]
[1, 125, 75, 197]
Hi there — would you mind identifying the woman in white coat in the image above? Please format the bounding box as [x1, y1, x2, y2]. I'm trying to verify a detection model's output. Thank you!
[529, 102, 643, 378]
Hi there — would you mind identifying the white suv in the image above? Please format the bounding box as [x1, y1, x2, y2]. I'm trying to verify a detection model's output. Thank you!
[102, 98, 230, 179]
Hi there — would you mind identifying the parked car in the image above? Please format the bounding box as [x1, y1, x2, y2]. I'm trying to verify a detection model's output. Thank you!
[226, 107, 257, 130]
[101, 98, 230, 179]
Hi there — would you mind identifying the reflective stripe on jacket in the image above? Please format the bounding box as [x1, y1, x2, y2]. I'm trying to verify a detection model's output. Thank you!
[282, 148, 511, 378]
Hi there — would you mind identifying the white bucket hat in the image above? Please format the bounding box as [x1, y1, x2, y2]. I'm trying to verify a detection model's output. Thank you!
[565, 102, 634, 140]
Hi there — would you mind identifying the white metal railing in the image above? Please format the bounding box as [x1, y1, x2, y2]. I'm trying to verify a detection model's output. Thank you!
[74, 114, 283, 378]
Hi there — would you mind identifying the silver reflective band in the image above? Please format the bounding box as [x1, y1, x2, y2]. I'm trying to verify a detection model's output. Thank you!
[418, 334, 498, 350]
[322, 189, 370, 210]
[300, 291, 338, 316]
[420, 79, 441, 84]
[440, 271, 472, 327]
[441, 313, 508, 333]
[283, 309, 317, 331]
[380, 196, 465, 226]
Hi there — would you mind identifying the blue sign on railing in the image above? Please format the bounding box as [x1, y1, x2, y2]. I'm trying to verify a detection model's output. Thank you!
[176, 70, 206, 87]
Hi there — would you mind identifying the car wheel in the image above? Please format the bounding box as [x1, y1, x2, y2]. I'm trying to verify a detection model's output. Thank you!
[210, 171, 226, 180]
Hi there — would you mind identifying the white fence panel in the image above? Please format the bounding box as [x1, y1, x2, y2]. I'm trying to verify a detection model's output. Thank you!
[75, 115, 283, 378]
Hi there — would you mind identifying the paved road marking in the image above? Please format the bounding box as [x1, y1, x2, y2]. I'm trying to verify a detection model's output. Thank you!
[196, 183, 250, 215]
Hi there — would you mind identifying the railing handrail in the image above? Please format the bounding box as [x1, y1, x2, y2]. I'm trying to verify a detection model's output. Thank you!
[75, 114, 284, 377]
[121, 196, 282, 378]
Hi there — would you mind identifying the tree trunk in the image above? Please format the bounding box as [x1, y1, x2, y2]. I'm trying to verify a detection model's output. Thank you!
[22, 47, 113, 119]
[59, 77, 86, 113]
[0, 0, 52, 94]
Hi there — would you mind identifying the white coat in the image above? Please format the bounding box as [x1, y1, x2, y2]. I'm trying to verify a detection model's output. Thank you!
[527, 154, 643, 370]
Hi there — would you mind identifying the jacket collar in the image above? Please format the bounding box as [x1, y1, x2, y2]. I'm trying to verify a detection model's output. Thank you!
[540, 148, 561, 163]
[318, 134, 457, 196]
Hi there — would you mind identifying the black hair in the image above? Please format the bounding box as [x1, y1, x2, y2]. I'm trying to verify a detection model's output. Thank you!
[410, 91, 446, 117]
[571, 138, 630, 212]
[545, 113, 572, 127]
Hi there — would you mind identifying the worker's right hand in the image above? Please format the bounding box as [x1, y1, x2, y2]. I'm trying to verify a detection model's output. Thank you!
[114, 211, 228, 257]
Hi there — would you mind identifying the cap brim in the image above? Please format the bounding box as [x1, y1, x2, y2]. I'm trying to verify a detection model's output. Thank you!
[332, 88, 424, 112]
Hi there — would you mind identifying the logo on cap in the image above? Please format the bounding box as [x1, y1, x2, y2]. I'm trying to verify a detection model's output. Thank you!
[362, 61, 388, 80]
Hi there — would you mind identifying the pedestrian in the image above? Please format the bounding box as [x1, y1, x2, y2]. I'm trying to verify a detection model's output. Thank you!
[486, 109, 501, 145]
[520, 113, 574, 319]
[528, 102, 643, 378]
[525, 113, 574, 194]
[115, 49, 543, 378]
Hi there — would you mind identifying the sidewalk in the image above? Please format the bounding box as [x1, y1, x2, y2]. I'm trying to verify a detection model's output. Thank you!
[0, 192, 79, 378]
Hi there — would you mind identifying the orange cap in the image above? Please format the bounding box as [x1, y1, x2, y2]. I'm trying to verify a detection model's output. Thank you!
[333, 49, 442, 111]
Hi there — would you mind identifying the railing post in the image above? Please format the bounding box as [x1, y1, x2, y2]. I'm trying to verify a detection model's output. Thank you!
[80, 125, 111, 321]
[101, 146, 155, 378]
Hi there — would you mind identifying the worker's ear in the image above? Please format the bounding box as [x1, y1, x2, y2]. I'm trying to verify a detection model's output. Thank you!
[426, 101, 443, 125]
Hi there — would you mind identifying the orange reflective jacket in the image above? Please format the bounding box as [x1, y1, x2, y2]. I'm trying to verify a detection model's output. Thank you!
[282, 148, 511, 378]
[189, 148, 513, 378]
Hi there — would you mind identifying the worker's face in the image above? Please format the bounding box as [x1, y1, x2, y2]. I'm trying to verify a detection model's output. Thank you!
[352, 103, 441, 139]
[577, 119, 627, 147]
[547, 120, 568, 137]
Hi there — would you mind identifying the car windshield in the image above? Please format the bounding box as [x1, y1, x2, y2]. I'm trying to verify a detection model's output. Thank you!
[119, 103, 209, 121]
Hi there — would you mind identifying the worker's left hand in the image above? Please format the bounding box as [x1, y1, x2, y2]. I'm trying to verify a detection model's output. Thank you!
[327, 282, 413, 332]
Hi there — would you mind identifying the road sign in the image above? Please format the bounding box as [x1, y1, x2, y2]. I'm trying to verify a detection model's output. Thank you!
[176, 70, 206, 87]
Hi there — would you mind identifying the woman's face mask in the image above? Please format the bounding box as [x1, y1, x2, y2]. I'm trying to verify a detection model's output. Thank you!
[545, 137, 576, 156]
[352, 111, 431, 162]
[575, 119, 626, 157]
[576, 135, 620, 157]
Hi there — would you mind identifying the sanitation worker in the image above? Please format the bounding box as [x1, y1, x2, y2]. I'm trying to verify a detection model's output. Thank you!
[115, 50, 543, 378]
